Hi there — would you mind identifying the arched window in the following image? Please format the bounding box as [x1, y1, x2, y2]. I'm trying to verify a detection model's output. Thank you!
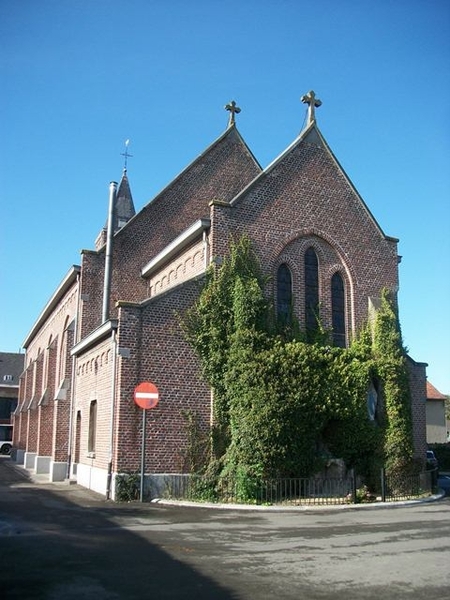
[276, 263, 292, 322]
[88, 400, 97, 455]
[58, 316, 70, 384]
[331, 272, 346, 347]
[304, 247, 319, 337]
[43, 335, 52, 391]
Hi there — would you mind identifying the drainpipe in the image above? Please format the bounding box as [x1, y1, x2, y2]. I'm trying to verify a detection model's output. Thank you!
[102, 181, 117, 323]
[203, 229, 210, 269]
[66, 271, 81, 480]
[105, 328, 118, 500]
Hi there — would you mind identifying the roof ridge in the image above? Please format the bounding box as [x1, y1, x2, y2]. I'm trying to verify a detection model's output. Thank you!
[139, 125, 261, 213]
[229, 121, 321, 207]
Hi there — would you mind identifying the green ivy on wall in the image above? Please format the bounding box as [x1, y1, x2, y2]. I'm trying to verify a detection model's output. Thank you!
[181, 237, 415, 491]
[372, 289, 415, 474]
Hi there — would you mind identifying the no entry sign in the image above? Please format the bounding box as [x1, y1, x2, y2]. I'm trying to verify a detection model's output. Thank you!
[134, 381, 159, 410]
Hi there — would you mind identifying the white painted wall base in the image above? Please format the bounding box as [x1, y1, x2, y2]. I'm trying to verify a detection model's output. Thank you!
[35, 455, 51, 474]
[77, 463, 108, 497]
[24, 452, 36, 469]
[50, 461, 68, 482]
[14, 449, 25, 464]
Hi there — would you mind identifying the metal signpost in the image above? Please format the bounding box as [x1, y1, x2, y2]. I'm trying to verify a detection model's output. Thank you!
[134, 381, 159, 502]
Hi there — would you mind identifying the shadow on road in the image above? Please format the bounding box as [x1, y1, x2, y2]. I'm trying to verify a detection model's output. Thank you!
[0, 457, 238, 600]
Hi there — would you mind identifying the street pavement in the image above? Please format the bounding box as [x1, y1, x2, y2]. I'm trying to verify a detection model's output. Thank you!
[1, 456, 449, 600]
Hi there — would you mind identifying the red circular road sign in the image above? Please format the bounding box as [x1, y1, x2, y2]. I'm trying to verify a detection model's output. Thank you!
[134, 381, 159, 410]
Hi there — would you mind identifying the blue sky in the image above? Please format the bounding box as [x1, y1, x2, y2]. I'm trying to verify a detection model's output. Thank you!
[1, 0, 449, 393]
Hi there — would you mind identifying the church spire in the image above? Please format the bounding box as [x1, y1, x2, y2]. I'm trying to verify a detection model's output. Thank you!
[114, 169, 135, 233]
[94, 147, 136, 251]
[301, 90, 322, 126]
[114, 140, 136, 232]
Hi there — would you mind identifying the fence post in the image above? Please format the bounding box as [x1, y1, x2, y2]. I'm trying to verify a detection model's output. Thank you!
[351, 469, 357, 504]
[381, 467, 386, 502]
[431, 468, 438, 492]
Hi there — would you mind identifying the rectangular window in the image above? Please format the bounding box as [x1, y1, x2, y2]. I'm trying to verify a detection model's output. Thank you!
[88, 400, 97, 455]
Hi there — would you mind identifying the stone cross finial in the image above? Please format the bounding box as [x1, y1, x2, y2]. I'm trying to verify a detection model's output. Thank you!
[301, 90, 322, 125]
[225, 100, 241, 127]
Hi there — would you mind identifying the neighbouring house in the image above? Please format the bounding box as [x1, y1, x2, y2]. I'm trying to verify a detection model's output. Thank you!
[0, 352, 24, 454]
[12, 92, 428, 498]
[426, 380, 447, 444]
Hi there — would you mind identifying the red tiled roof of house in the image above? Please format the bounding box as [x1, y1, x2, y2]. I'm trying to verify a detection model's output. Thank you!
[426, 380, 447, 400]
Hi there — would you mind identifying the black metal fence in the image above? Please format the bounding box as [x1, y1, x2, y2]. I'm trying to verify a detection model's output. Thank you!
[154, 468, 437, 506]
[381, 468, 437, 502]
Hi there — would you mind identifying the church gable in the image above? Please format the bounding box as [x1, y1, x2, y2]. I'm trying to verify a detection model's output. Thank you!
[212, 119, 399, 342]
[119, 125, 260, 257]
[82, 126, 261, 332]
[111, 126, 260, 302]
[230, 123, 391, 249]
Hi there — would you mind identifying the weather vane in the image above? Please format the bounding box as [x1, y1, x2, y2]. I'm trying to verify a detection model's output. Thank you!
[121, 139, 133, 171]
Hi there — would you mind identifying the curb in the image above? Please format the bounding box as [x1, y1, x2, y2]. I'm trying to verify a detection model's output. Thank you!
[151, 489, 446, 511]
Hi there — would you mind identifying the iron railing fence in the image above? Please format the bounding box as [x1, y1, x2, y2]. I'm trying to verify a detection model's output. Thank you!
[381, 468, 435, 502]
[155, 469, 436, 506]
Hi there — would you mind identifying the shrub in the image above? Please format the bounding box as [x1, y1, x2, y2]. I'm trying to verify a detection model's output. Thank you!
[115, 472, 140, 502]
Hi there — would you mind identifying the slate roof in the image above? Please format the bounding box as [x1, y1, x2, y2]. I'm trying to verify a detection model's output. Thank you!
[101, 170, 136, 234]
[114, 170, 136, 232]
[0, 352, 24, 385]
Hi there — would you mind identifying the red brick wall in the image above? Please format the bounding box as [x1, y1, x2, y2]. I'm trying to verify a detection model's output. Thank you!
[14, 281, 78, 462]
[78, 251, 105, 340]
[407, 358, 428, 461]
[114, 277, 210, 474]
[73, 337, 118, 470]
[52, 326, 75, 463]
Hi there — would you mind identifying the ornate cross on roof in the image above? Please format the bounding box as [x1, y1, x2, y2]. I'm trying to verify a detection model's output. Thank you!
[121, 139, 133, 172]
[301, 90, 322, 125]
[225, 100, 241, 127]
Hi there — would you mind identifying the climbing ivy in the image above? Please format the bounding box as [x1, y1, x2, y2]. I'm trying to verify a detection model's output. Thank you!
[372, 289, 414, 475]
[181, 236, 415, 492]
[182, 236, 270, 457]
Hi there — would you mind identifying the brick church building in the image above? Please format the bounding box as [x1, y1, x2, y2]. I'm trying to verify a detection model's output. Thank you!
[12, 92, 427, 499]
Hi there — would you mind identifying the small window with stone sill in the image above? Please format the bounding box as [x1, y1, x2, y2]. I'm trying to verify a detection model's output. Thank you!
[87, 400, 97, 457]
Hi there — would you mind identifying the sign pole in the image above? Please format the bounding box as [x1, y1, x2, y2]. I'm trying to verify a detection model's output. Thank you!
[140, 408, 146, 502]
[134, 381, 159, 503]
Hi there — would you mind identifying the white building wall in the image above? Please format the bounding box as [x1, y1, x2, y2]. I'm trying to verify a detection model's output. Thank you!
[426, 400, 447, 444]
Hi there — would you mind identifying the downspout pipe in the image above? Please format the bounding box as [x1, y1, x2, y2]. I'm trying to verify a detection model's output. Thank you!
[105, 328, 118, 500]
[102, 181, 117, 323]
[66, 271, 81, 480]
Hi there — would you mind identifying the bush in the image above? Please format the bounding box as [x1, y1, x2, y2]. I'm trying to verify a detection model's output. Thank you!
[115, 472, 140, 501]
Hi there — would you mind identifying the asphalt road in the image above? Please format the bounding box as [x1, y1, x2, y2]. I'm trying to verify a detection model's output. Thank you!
[1, 457, 449, 600]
